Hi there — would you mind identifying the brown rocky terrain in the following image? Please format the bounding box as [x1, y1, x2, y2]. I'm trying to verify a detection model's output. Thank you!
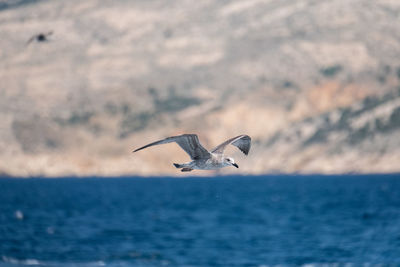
[0, 0, 399, 176]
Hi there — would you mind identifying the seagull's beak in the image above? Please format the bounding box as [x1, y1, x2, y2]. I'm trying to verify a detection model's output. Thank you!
[232, 163, 239, 168]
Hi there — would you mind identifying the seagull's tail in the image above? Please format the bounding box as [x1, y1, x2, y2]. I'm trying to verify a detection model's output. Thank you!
[173, 163, 183, 168]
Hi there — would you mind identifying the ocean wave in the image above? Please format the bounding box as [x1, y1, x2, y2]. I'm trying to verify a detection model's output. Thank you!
[0, 257, 107, 267]
[1, 256, 41, 265]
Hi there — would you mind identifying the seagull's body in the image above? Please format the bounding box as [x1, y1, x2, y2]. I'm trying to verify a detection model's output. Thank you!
[26, 31, 53, 45]
[133, 134, 251, 172]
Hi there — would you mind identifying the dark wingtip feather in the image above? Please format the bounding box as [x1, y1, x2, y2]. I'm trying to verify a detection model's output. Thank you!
[236, 135, 251, 155]
[132, 146, 145, 153]
[240, 147, 250, 155]
[236, 146, 246, 155]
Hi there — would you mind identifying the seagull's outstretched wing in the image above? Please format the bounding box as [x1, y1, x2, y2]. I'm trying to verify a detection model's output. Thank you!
[211, 135, 251, 155]
[26, 35, 36, 45]
[133, 134, 211, 160]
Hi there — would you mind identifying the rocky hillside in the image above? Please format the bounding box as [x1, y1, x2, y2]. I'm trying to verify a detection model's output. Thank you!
[0, 0, 399, 176]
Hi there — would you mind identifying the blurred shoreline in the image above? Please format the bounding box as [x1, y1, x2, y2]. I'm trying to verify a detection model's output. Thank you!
[1, 173, 399, 179]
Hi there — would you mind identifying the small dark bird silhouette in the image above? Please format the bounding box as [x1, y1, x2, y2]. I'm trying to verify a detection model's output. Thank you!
[26, 31, 53, 45]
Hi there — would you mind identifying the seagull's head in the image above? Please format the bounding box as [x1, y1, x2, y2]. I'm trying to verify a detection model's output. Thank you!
[225, 157, 238, 168]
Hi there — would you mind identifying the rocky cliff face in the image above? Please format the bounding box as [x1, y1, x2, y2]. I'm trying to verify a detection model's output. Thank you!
[0, 0, 399, 176]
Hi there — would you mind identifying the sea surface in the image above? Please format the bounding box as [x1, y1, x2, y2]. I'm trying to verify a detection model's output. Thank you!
[1, 175, 400, 267]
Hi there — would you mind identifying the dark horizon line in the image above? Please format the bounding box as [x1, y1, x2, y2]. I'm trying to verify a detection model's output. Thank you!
[0, 172, 399, 180]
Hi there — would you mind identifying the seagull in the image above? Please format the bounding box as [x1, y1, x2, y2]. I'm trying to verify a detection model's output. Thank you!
[26, 31, 53, 45]
[133, 134, 251, 172]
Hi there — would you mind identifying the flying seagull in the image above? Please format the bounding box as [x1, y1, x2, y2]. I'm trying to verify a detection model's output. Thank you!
[133, 134, 251, 172]
[26, 31, 53, 45]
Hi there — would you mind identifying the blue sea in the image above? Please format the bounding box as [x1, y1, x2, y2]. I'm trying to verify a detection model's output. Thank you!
[1, 175, 400, 267]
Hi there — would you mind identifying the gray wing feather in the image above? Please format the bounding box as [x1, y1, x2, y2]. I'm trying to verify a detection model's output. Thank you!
[26, 36, 36, 45]
[211, 135, 251, 155]
[133, 134, 211, 160]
